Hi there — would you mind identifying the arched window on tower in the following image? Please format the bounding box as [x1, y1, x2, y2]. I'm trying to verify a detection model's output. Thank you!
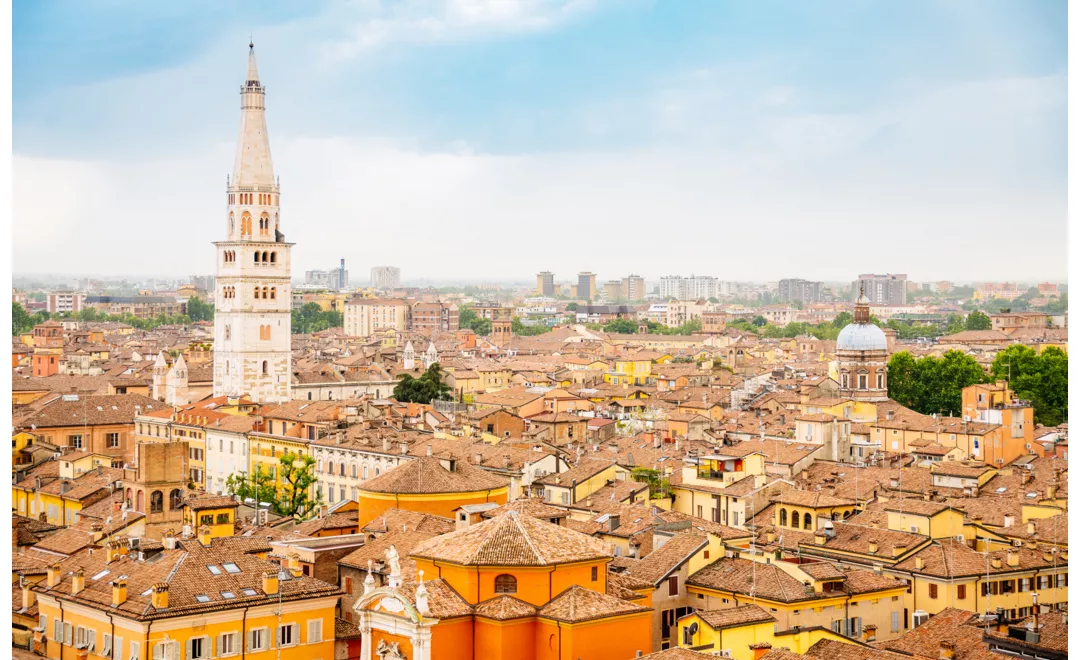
[262, 286, 269, 299]
[270, 252, 277, 264]
[877, 372, 884, 389]
[229, 213, 234, 235]
[791, 511, 800, 529]
[780, 508, 788, 526]
[270, 287, 276, 299]
[262, 361, 268, 375]
[169, 489, 183, 510]
[804, 512, 812, 529]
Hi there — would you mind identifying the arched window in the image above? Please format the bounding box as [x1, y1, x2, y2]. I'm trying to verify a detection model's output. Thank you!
[780, 508, 788, 526]
[169, 489, 183, 510]
[125, 488, 132, 508]
[858, 373, 868, 390]
[317, 459, 323, 473]
[270, 287, 276, 299]
[351, 463, 357, 478]
[225, 361, 230, 375]
[841, 373, 849, 389]
[804, 512, 812, 529]
[327, 461, 334, 475]
[270, 252, 277, 264]
[494, 574, 517, 594]
[254, 252, 260, 265]
[136, 490, 144, 512]
[339, 463, 345, 477]
[363, 466, 369, 479]
[229, 213, 235, 235]
[375, 468, 380, 476]
[150, 490, 164, 513]
[791, 511, 800, 529]
[876, 372, 884, 389]
[262, 286, 269, 299]
[262, 361, 268, 375]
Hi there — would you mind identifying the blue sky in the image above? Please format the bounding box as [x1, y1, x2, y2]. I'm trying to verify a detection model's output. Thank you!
[13, 0, 1067, 282]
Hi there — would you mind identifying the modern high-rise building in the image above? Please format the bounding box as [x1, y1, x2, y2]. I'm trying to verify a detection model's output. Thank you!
[853, 273, 908, 305]
[536, 271, 555, 297]
[621, 274, 645, 301]
[332, 258, 348, 289]
[577, 272, 597, 300]
[603, 280, 622, 301]
[371, 266, 401, 290]
[213, 43, 292, 403]
[659, 275, 718, 300]
[778, 278, 824, 304]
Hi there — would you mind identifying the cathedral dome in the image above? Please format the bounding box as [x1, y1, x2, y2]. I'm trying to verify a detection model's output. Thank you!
[836, 322, 888, 352]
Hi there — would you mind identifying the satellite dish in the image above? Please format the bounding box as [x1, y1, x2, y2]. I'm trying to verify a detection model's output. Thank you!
[688, 622, 699, 635]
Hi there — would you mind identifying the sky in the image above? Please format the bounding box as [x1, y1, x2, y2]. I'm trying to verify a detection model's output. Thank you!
[12, 0, 1067, 284]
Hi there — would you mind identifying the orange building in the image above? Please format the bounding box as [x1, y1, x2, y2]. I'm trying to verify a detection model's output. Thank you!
[351, 511, 653, 660]
[355, 456, 510, 528]
[961, 381, 1034, 465]
[31, 320, 65, 377]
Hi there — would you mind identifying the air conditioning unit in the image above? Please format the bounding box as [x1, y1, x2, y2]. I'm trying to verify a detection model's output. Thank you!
[955, 535, 965, 543]
[912, 610, 930, 627]
[713, 651, 733, 658]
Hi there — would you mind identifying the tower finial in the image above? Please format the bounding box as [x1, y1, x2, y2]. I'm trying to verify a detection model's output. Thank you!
[249, 34, 254, 51]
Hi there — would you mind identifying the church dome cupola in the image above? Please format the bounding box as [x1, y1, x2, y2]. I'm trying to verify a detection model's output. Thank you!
[837, 284, 887, 352]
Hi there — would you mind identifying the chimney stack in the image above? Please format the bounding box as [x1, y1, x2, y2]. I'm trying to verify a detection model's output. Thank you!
[71, 568, 85, 595]
[47, 564, 63, 588]
[262, 570, 280, 596]
[21, 578, 35, 610]
[893, 544, 908, 558]
[1007, 549, 1019, 567]
[111, 579, 127, 606]
[150, 583, 169, 609]
[939, 641, 955, 660]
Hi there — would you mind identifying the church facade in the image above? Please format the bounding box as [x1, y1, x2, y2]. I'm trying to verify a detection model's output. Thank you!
[213, 44, 292, 403]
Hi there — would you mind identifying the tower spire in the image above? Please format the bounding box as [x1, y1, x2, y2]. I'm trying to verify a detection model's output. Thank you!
[233, 41, 274, 187]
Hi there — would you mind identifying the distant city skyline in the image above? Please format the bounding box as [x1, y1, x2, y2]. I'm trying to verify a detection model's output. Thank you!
[13, 1, 1066, 280]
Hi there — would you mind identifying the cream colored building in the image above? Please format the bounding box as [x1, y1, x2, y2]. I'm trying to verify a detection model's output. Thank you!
[214, 44, 292, 403]
[344, 298, 410, 337]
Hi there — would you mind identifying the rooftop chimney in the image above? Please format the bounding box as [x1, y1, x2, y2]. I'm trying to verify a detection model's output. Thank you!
[1007, 549, 1019, 567]
[991, 557, 1002, 569]
[892, 544, 908, 558]
[868, 540, 878, 554]
[21, 578, 35, 610]
[262, 570, 280, 596]
[111, 579, 127, 606]
[939, 641, 955, 660]
[47, 564, 63, 588]
[150, 583, 169, 609]
[71, 568, 85, 595]
[914, 557, 925, 570]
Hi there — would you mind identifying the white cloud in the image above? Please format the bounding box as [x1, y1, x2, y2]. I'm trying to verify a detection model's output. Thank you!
[321, 0, 603, 59]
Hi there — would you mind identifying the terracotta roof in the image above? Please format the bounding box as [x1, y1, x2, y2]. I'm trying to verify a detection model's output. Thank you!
[893, 539, 1066, 578]
[626, 533, 708, 586]
[340, 529, 441, 571]
[291, 511, 359, 536]
[694, 603, 776, 630]
[805, 639, 912, 660]
[335, 617, 363, 640]
[184, 494, 239, 511]
[537, 584, 649, 623]
[473, 595, 538, 621]
[18, 394, 162, 428]
[361, 508, 455, 536]
[411, 511, 612, 567]
[31, 538, 339, 620]
[875, 608, 996, 660]
[358, 456, 509, 495]
[535, 458, 623, 487]
[689, 558, 823, 603]
[983, 611, 1067, 653]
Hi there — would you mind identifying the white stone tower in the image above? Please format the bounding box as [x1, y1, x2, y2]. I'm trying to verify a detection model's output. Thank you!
[402, 341, 415, 370]
[213, 43, 292, 403]
[165, 354, 190, 407]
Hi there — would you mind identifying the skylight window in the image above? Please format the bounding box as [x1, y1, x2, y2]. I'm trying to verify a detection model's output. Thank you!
[195, 594, 210, 603]
[241, 588, 258, 596]
[206, 565, 222, 575]
[996, 487, 1008, 494]
[91, 569, 110, 580]
[222, 562, 241, 574]
[221, 591, 235, 599]
[141, 588, 152, 596]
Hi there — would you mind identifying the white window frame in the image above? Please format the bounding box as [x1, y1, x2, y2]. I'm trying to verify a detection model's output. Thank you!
[248, 628, 268, 652]
[308, 619, 323, 643]
[277, 623, 298, 647]
[102, 633, 113, 658]
[129, 641, 140, 660]
[218, 632, 239, 656]
[188, 636, 209, 660]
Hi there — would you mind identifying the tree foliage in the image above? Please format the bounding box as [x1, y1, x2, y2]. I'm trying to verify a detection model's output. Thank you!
[887, 350, 987, 415]
[965, 311, 991, 331]
[393, 363, 453, 403]
[291, 302, 343, 334]
[630, 467, 671, 500]
[12, 302, 33, 335]
[225, 470, 279, 510]
[458, 306, 492, 336]
[186, 296, 215, 322]
[512, 316, 551, 336]
[278, 452, 321, 520]
[990, 345, 1068, 426]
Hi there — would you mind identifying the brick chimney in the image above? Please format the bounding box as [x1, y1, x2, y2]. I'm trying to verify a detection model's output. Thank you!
[914, 557, 925, 570]
[863, 624, 877, 642]
[111, 579, 127, 606]
[868, 539, 878, 554]
[198, 525, 212, 547]
[286, 553, 302, 577]
[150, 583, 169, 609]
[21, 578, 35, 610]
[893, 544, 908, 558]
[939, 641, 955, 660]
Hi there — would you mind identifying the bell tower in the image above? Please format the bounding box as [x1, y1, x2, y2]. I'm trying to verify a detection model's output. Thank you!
[213, 43, 292, 403]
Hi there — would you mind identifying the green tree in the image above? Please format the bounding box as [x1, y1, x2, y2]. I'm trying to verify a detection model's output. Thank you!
[965, 311, 991, 330]
[887, 350, 987, 415]
[512, 317, 551, 336]
[751, 316, 767, 327]
[277, 452, 321, 519]
[630, 467, 671, 500]
[832, 312, 853, 328]
[186, 296, 215, 322]
[394, 363, 453, 403]
[225, 470, 279, 510]
[565, 302, 578, 311]
[945, 314, 965, 335]
[990, 345, 1068, 425]
[12, 302, 33, 335]
[603, 318, 639, 334]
